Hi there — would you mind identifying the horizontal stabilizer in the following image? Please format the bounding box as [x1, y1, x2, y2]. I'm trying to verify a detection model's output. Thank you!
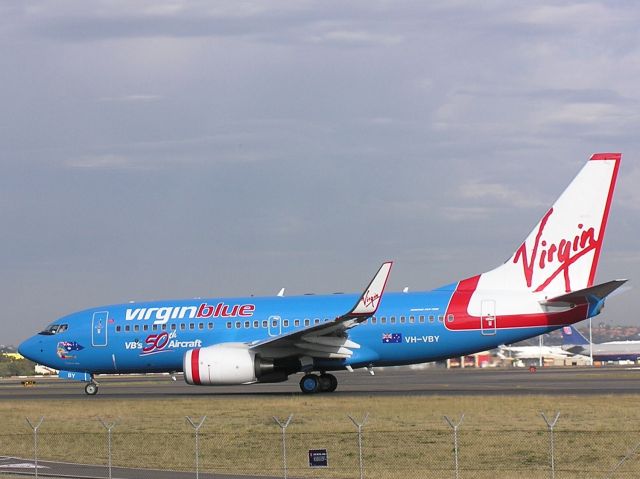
[541, 279, 627, 306]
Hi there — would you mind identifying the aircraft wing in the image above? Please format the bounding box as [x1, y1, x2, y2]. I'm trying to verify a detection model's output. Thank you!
[248, 261, 392, 359]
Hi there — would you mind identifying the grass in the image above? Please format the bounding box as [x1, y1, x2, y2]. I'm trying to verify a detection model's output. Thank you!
[1, 394, 640, 478]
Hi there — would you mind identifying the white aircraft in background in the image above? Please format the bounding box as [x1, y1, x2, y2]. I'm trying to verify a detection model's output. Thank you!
[562, 326, 640, 362]
[497, 342, 584, 361]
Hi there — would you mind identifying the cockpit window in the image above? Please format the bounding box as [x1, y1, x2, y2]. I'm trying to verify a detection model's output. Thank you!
[38, 324, 68, 335]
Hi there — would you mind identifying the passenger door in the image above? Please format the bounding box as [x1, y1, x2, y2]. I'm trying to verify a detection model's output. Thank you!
[92, 311, 109, 346]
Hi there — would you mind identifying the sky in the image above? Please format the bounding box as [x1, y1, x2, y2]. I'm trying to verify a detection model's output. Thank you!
[1, 1, 639, 345]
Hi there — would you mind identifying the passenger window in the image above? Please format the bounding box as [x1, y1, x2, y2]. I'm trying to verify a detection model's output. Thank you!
[253, 321, 259, 328]
[429, 315, 435, 323]
[283, 320, 289, 327]
[294, 319, 300, 327]
[372, 317, 377, 324]
[134, 325, 140, 332]
[226, 322, 232, 329]
[304, 319, 310, 326]
[390, 317, 396, 324]
[171, 324, 176, 331]
[419, 315, 425, 323]
[236, 321, 241, 329]
[116, 326, 121, 332]
[381, 317, 387, 324]
[199, 323, 204, 330]
[262, 320, 268, 328]
[244, 321, 250, 328]
[143, 325, 149, 331]
[208, 322, 214, 329]
[181, 323, 186, 330]
[125, 325, 130, 332]
[190, 323, 195, 330]
[447, 314, 454, 322]
[437, 315, 443, 322]
[161, 324, 167, 330]
[152, 324, 158, 331]
[400, 316, 406, 324]
[409, 316, 415, 323]
[314, 318, 320, 324]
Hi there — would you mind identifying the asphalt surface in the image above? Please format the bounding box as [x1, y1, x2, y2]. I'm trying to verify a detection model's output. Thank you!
[2, 366, 640, 399]
[0, 456, 276, 479]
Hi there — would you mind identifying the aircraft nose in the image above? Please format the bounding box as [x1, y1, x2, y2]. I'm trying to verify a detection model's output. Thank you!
[18, 336, 42, 363]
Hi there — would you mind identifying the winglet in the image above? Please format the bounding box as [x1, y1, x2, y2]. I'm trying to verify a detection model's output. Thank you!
[347, 261, 393, 318]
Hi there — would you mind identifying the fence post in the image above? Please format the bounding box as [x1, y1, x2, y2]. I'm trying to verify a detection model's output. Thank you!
[273, 414, 293, 479]
[97, 418, 117, 479]
[347, 413, 369, 479]
[604, 439, 640, 479]
[25, 417, 44, 479]
[443, 414, 464, 479]
[541, 412, 561, 479]
[186, 416, 207, 479]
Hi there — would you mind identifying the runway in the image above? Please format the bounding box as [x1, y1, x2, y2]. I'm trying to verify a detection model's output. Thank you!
[2, 366, 640, 399]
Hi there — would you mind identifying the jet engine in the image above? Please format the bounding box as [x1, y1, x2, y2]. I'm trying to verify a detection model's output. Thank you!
[183, 343, 287, 385]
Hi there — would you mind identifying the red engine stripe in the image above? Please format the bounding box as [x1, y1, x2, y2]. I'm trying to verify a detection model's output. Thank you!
[191, 348, 201, 385]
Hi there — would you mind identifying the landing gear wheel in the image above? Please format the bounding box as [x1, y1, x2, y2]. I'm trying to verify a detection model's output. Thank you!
[326, 373, 338, 392]
[84, 382, 98, 396]
[319, 373, 338, 393]
[299, 374, 320, 394]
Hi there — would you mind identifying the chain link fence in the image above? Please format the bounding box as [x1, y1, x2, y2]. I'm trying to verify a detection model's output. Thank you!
[1, 413, 640, 479]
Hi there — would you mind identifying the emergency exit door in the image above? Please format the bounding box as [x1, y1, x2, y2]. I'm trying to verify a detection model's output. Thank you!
[480, 300, 496, 336]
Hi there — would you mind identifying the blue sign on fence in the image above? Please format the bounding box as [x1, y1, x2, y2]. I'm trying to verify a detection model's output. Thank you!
[308, 449, 328, 467]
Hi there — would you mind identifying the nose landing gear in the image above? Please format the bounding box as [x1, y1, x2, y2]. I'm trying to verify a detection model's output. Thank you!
[84, 381, 99, 396]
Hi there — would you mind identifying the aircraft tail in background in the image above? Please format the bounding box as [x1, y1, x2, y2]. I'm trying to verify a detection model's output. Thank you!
[562, 325, 590, 347]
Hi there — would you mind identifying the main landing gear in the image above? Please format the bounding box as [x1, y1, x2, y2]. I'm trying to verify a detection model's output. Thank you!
[299, 373, 338, 394]
[84, 382, 99, 396]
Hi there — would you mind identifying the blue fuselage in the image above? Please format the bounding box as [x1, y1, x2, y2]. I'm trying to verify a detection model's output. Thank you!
[19, 284, 557, 375]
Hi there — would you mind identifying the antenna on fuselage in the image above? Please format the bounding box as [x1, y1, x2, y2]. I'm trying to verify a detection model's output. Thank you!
[277, 288, 285, 297]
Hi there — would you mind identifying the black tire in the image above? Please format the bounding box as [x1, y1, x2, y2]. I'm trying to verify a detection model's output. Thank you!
[84, 383, 98, 396]
[299, 374, 319, 394]
[319, 373, 338, 392]
[326, 373, 338, 392]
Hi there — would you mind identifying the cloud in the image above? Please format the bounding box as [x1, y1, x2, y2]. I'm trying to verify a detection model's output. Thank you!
[617, 164, 640, 211]
[66, 154, 132, 169]
[307, 29, 403, 46]
[457, 179, 546, 209]
[440, 206, 494, 222]
[97, 94, 163, 103]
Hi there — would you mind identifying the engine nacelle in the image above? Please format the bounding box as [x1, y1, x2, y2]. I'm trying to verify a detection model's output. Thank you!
[183, 343, 277, 385]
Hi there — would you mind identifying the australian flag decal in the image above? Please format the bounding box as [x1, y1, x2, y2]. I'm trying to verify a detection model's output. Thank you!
[382, 333, 402, 344]
[59, 341, 84, 352]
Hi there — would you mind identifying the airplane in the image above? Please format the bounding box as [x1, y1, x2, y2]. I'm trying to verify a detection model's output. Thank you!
[18, 153, 626, 395]
[562, 325, 640, 362]
[497, 342, 579, 362]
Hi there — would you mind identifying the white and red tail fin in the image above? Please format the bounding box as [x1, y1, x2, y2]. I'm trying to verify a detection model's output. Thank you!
[480, 153, 621, 294]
